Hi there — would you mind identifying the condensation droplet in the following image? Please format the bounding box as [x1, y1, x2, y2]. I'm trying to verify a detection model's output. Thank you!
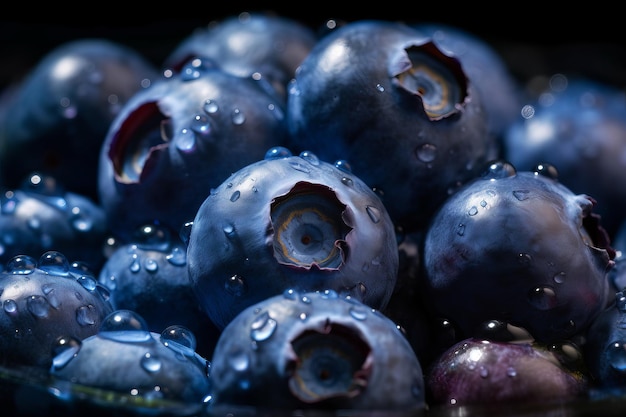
[467, 206, 478, 216]
[528, 286, 558, 310]
[3, 299, 17, 313]
[76, 304, 98, 326]
[608, 342, 626, 372]
[250, 311, 277, 342]
[456, 223, 465, 236]
[176, 127, 197, 151]
[27, 295, 50, 318]
[349, 306, 368, 321]
[416, 143, 437, 163]
[553, 272, 566, 284]
[230, 190, 241, 202]
[51, 336, 82, 370]
[225, 274, 246, 297]
[231, 108, 245, 125]
[161, 325, 197, 355]
[513, 190, 530, 201]
[204, 99, 219, 114]
[228, 349, 250, 372]
[166, 246, 186, 266]
[141, 352, 163, 373]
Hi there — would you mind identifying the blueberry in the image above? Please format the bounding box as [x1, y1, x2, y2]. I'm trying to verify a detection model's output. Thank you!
[502, 76, 626, 238]
[97, 65, 289, 243]
[49, 309, 211, 414]
[583, 273, 626, 392]
[208, 289, 425, 412]
[0, 39, 159, 201]
[0, 173, 109, 271]
[163, 12, 318, 102]
[427, 337, 588, 406]
[413, 22, 524, 143]
[186, 148, 399, 330]
[421, 164, 615, 343]
[0, 251, 114, 368]
[286, 19, 495, 233]
[98, 224, 221, 359]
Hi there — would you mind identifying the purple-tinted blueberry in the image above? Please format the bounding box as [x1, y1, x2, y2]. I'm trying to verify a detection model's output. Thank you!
[186, 148, 399, 330]
[286, 19, 495, 233]
[97, 65, 289, 243]
[49, 309, 211, 414]
[209, 289, 425, 412]
[98, 224, 221, 359]
[427, 337, 588, 406]
[0, 39, 159, 201]
[0, 251, 113, 368]
[421, 165, 615, 344]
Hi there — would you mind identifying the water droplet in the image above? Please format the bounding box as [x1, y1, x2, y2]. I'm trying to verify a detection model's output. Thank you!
[349, 306, 368, 320]
[231, 108, 245, 125]
[617, 292, 626, 312]
[299, 151, 319, 165]
[365, 206, 380, 223]
[129, 256, 141, 273]
[289, 160, 311, 173]
[416, 143, 437, 163]
[334, 159, 352, 173]
[250, 311, 277, 342]
[528, 286, 558, 310]
[76, 304, 98, 326]
[506, 367, 517, 377]
[141, 352, 163, 373]
[3, 299, 17, 313]
[51, 336, 82, 370]
[70, 206, 94, 232]
[376, 83, 385, 92]
[341, 177, 353, 187]
[76, 275, 97, 291]
[204, 99, 219, 114]
[131, 257, 152, 275]
[230, 190, 241, 202]
[456, 223, 465, 236]
[176, 127, 197, 151]
[553, 272, 566, 284]
[225, 274, 246, 297]
[161, 325, 197, 355]
[228, 349, 250, 372]
[521, 104, 535, 119]
[27, 295, 50, 317]
[513, 190, 530, 201]
[608, 342, 626, 371]
[518, 253, 532, 265]
[223, 224, 236, 237]
[467, 206, 478, 216]
[265, 146, 292, 160]
[165, 246, 186, 266]
[191, 114, 212, 137]
[481, 161, 516, 180]
[38, 251, 70, 276]
[99, 310, 152, 343]
[283, 289, 298, 300]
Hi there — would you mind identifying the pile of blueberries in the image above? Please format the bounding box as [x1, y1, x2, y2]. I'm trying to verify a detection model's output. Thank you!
[1, 11, 626, 417]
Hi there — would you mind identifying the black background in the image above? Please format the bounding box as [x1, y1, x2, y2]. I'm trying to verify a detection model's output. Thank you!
[1, 7, 626, 92]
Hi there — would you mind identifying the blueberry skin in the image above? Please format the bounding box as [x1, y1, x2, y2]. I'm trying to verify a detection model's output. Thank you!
[421, 167, 615, 343]
[0, 251, 114, 368]
[286, 20, 494, 233]
[427, 337, 588, 406]
[502, 77, 626, 238]
[209, 289, 425, 412]
[98, 224, 221, 359]
[50, 310, 211, 413]
[583, 284, 626, 390]
[413, 22, 524, 143]
[97, 65, 289, 243]
[163, 12, 317, 102]
[0, 39, 159, 201]
[0, 173, 109, 271]
[186, 148, 399, 330]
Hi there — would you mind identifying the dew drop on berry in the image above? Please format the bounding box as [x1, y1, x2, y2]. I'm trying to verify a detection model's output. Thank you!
[250, 311, 277, 342]
[165, 246, 186, 266]
[51, 335, 82, 370]
[38, 251, 70, 276]
[228, 349, 250, 372]
[608, 342, 626, 372]
[349, 306, 368, 321]
[99, 310, 152, 342]
[141, 352, 163, 373]
[27, 295, 51, 317]
[528, 286, 558, 310]
[161, 324, 197, 355]
[3, 299, 17, 313]
[225, 274, 246, 297]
